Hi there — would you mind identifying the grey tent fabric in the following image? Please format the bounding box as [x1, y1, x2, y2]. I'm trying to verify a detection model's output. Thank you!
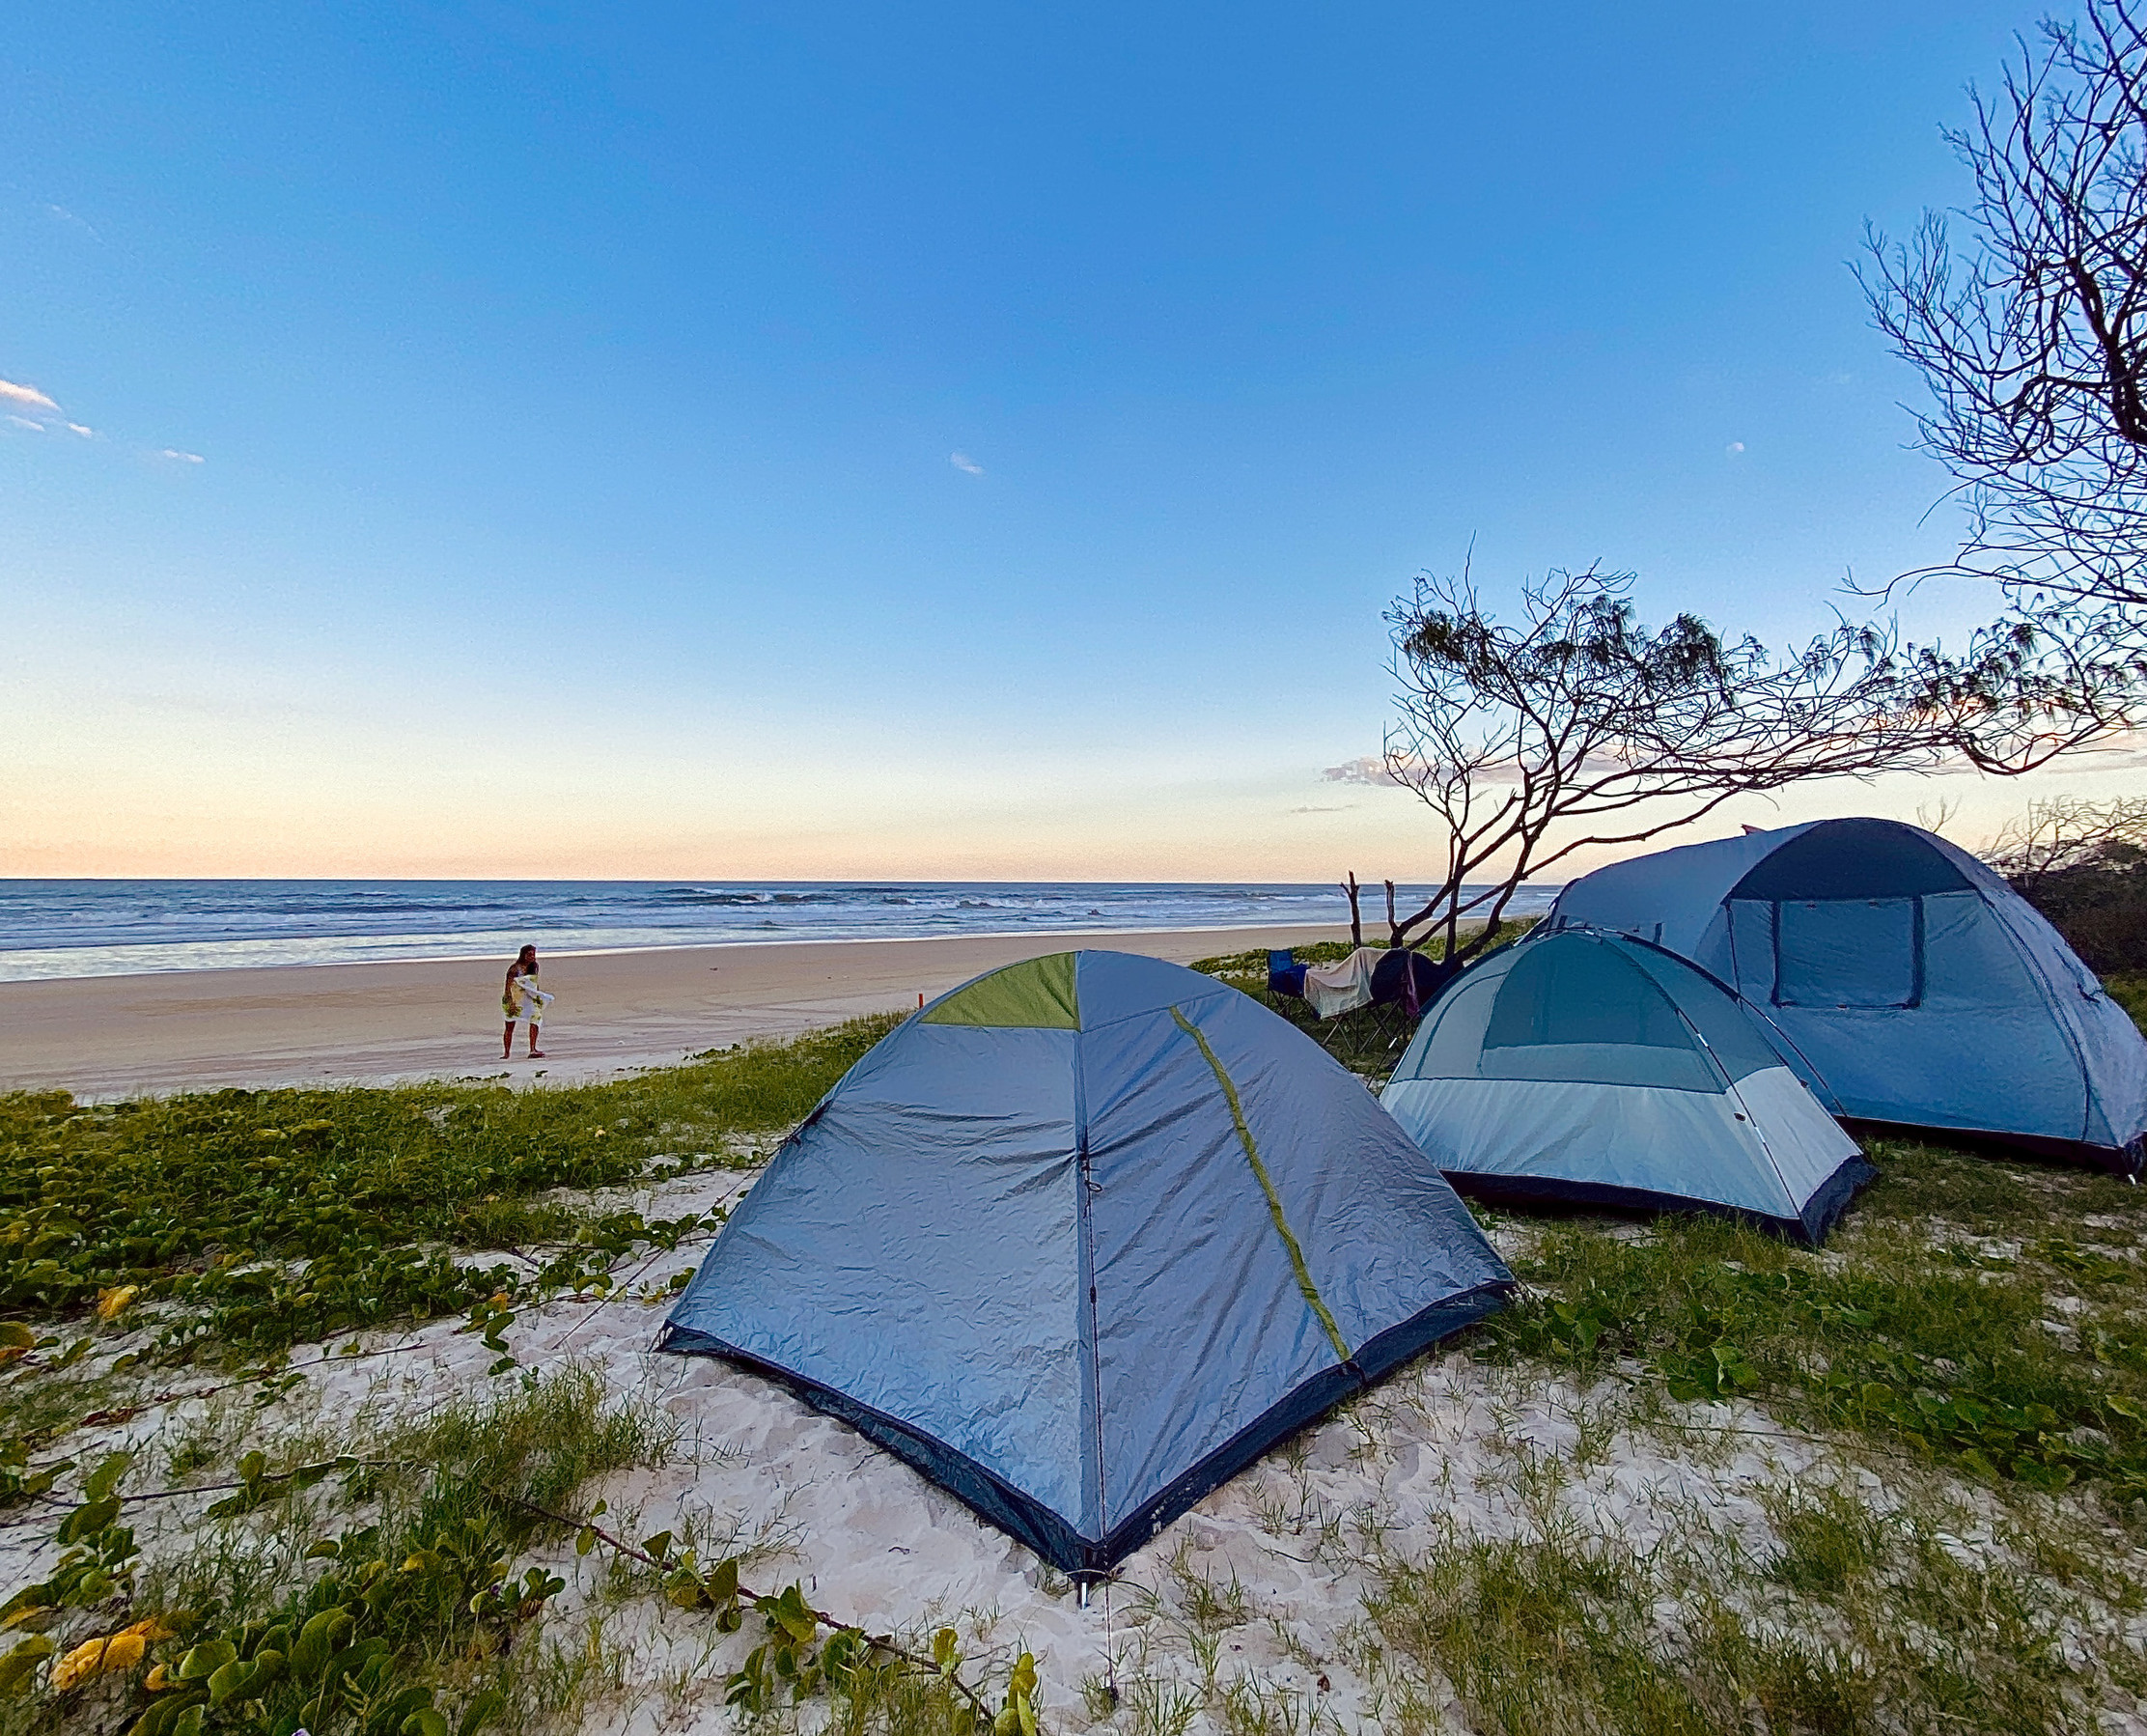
[1547, 818, 2147, 1172]
[1382, 928, 1874, 1243]
[658, 950, 1513, 1576]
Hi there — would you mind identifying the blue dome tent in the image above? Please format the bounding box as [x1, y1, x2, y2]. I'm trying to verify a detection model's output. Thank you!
[659, 949, 1513, 1577]
[1547, 818, 2147, 1172]
[1382, 928, 1874, 1242]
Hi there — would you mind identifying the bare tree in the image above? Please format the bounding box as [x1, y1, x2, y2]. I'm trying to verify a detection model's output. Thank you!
[1861, 0, 2147, 714]
[1982, 793, 2147, 886]
[1915, 793, 1966, 835]
[1362, 565, 2041, 973]
[1339, 871, 1364, 946]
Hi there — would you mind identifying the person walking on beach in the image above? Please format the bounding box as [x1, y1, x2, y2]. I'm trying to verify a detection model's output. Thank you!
[503, 944, 551, 1059]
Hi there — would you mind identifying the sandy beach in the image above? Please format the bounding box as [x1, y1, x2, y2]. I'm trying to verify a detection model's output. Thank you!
[0, 924, 1347, 1100]
[9, 926, 2146, 1731]
[0, 1176, 1836, 1736]
[12, 1154, 2137, 1736]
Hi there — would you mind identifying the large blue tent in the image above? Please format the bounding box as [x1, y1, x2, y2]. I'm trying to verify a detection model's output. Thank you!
[1383, 928, 1874, 1242]
[1548, 818, 2147, 1171]
[659, 949, 1513, 1575]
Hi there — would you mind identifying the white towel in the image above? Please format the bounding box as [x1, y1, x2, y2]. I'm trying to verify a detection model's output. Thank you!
[505, 978, 553, 1023]
[1301, 946, 1383, 1019]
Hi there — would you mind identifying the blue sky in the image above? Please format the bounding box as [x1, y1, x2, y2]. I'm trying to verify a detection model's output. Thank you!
[3, 2, 2123, 879]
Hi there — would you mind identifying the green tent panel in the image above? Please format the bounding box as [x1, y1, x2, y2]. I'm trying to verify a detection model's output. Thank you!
[919, 949, 1080, 1028]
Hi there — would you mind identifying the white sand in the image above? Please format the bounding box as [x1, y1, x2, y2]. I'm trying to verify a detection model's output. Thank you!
[0, 925, 1346, 1101]
[17, 1161, 2108, 1736]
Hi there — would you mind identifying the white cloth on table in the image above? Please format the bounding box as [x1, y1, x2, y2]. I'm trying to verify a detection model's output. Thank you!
[1301, 946, 1384, 1019]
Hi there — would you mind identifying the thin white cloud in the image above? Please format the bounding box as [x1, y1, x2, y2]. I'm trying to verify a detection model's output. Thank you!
[45, 203, 101, 241]
[157, 448, 205, 464]
[0, 373, 108, 444]
[949, 451, 984, 476]
[1327, 749, 1639, 788]
[1323, 756, 1399, 786]
[1726, 441, 1745, 454]
[0, 378, 61, 414]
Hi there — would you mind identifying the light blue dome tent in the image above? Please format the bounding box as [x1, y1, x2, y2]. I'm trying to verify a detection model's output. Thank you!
[1547, 818, 2147, 1172]
[659, 950, 1513, 1576]
[1383, 928, 1875, 1242]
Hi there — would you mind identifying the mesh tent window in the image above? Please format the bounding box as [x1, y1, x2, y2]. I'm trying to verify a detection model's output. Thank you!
[1470, 937, 1728, 1093]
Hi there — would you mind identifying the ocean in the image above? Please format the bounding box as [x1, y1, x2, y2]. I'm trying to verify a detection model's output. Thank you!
[0, 880, 1564, 982]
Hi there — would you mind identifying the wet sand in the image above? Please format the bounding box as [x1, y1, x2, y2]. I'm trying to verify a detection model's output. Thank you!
[0, 925, 1346, 1099]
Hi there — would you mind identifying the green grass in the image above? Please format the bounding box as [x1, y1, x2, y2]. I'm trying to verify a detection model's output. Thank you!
[0, 1014, 897, 1362]
[6, 1361, 1001, 1736]
[6, 1366, 1013, 1736]
[3, 1368, 675, 1736]
[1193, 940, 1368, 975]
[1364, 1477, 2105, 1736]
[1481, 1138, 2147, 1503]
[2105, 970, 2147, 1030]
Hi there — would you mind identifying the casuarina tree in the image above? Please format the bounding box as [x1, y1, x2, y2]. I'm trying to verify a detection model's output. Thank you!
[1337, 564, 2095, 976]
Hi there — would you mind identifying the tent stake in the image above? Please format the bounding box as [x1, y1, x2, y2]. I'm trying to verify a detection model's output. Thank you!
[1104, 1575, 1119, 1700]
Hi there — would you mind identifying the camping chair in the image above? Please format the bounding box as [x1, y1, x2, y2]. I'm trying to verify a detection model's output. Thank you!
[1356, 948, 1444, 1054]
[1267, 950, 1308, 997]
[1268, 946, 1445, 1068]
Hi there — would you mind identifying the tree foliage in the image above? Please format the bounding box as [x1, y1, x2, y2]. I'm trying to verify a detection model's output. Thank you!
[1983, 792, 2147, 885]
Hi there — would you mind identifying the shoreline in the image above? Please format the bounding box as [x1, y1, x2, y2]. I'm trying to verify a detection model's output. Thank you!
[0, 914, 1368, 986]
[0, 923, 1348, 1101]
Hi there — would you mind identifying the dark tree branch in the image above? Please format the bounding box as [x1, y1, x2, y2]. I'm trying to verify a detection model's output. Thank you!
[1861, 0, 2147, 716]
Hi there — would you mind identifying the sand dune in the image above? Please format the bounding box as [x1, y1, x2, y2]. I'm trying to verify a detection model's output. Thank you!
[0, 1160, 1925, 1736]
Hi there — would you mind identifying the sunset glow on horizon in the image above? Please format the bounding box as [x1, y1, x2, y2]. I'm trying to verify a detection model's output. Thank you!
[2, 3, 2117, 882]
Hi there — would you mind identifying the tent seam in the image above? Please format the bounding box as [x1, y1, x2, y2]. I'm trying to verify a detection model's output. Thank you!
[1717, 1072, 1800, 1218]
[1169, 1006, 1353, 1365]
[1073, 1020, 1107, 1550]
[1593, 921, 1850, 1115]
[1663, 998, 1803, 1219]
[1976, 889, 2100, 1144]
